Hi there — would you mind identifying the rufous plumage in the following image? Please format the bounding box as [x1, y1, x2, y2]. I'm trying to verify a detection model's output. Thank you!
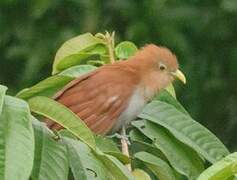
[45, 44, 186, 134]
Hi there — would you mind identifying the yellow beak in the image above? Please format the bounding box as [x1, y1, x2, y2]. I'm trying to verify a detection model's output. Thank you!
[171, 69, 186, 84]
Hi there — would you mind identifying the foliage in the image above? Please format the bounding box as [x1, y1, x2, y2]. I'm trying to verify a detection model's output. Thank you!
[0, 32, 236, 179]
[1, 2, 237, 152]
[0, 89, 34, 180]
[197, 152, 237, 180]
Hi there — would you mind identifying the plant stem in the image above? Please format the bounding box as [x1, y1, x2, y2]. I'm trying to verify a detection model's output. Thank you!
[105, 31, 115, 64]
[104, 32, 131, 170]
[121, 126, 132, 171]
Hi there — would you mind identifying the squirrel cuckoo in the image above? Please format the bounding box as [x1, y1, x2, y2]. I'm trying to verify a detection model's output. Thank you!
[45, 44, 186, 135]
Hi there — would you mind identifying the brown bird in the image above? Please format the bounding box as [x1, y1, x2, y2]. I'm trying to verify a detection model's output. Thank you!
[45, 44, 186, 135]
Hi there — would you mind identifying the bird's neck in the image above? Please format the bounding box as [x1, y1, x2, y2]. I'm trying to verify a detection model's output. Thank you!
[127, 59, 161, 100]
[110, 58, 161, 101]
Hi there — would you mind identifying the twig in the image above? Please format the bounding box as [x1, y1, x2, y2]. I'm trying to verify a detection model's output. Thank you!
[105, 31, 115, 64]
[121, 126, 132, 171]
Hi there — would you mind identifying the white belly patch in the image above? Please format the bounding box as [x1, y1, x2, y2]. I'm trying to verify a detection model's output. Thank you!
[110, 88, 146, 133]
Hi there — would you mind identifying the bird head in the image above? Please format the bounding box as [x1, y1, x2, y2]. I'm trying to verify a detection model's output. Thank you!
[129, 44, 186, 93]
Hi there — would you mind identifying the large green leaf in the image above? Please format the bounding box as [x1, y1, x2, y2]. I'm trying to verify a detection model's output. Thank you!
[53, 33, 105, 74]
[139, 101, 229, 163]
[132, 120, 204, 179]
[56, 53, 100, 72]
[28, 96, 96, 149]
[64, 138, 109, 180]
[31, 118, 69, 180]
[130, 129, 183, 179]
[115, 41, 138, 59]
[16, 76, 73, 100]
[197, 152, 237, 180]
[17, 64, 97, 100]
[0, 95, 34, 180]
[0, 85, 7, 114]
[59, 64, 97, 77]
[134, 151, 176, 180]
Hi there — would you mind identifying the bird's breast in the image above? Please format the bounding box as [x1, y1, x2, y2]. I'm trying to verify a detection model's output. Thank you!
[110, 88, 146, 133]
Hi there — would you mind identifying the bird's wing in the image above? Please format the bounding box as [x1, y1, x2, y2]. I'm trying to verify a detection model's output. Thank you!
[45, 65, 140, 135]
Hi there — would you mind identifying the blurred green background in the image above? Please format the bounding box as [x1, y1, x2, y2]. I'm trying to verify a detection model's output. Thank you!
[0, 0, 237, 150]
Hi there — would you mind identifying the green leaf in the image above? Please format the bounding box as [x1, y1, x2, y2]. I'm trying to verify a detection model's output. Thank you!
[130, 129, 183, 179]
[129, 129, 165, 159]
[53, 33, 105, 74]
[197, 152, 237, 180]
[59, 64, 97, 77]
[129, 129, 152, 144]
[16, 76, 73, 100]
[28, 96, 96, 149]
[134, 152, 176, 180]
[132, 169, 151, 180]
[31, 118, 69, 180]
[105, 151, 130, 165]
[94, 135, 130, 164]
[59, 129, 78, 140]
[139, 101, 229, 163]
[64, 138, 109, 180]
[154, 90, 188, 115]
[115, 41, 138, 59]
[97, 151, 135, 180]
[0, 96, 34, 180]
[94, 135, 120, 152]
[132, 120, 204, 179]
[16, 64, 97, 101]
[56, 53, 100, 72]
[0, 85, 7, 114]
[85, 44, 107, 55]
[17, 64, 97, 100]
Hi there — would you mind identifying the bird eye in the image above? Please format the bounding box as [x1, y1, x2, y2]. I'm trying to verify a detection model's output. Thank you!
[159, 64, 166, 70]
